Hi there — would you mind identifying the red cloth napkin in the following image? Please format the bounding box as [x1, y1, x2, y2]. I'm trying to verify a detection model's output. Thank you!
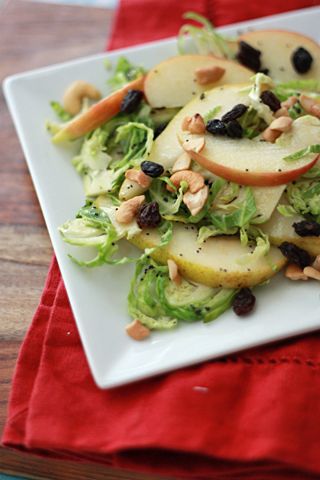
[3, 1, 320, 479]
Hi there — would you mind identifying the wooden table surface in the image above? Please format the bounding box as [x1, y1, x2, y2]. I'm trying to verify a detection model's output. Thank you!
[0, 1, 167, 478]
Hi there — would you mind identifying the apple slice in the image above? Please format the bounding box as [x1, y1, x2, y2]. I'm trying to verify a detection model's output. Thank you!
[52, 76, 145, 143]
[144, 54, 252, 108]
[262, 208, 320, 257]
[148, 83, 248, 171]
[238, 30, 320, 82]
[186, 114, 319, 186]
[130, 223, 286, 288]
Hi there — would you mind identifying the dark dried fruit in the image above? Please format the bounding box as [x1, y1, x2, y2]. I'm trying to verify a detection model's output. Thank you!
[120, 89, 143, 113]
[225, 120, 243, 138]
[154, 123, 167, 138]
[206, 119, 227, 136]
[233, 288, 256, 316]
[221, 104, 248, 122]
[258, 68, 270, 75]
[291, 47, 313, 74]
[137, 201, 161, 228]
[260, 90, 281, 112]
[293, 220, 320, 237]
[237, 41, 261, 72]
[279, 241, 311, 269]
[141, 160, 164, 178]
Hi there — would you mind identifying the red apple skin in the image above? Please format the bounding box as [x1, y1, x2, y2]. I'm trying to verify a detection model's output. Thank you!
[53, 76, 145, 143]
[190, 151, 319, 187]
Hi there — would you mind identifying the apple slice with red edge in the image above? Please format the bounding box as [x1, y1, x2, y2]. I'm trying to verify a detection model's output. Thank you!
[149, 82, 320, 187]
[144, 54, 252, 108]
[237, 30, 320, 82]
[182, 114, 320, 187]
[52, 76, 145, 143]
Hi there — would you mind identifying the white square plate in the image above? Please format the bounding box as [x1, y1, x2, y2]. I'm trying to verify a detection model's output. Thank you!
[4, 6, 320, 388]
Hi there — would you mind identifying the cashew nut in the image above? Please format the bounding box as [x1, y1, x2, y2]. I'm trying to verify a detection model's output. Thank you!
[182, 114, 206, 134]
[262, 128, 281, 143]
[269, 116, 293, 132]
[172, 152, 192, 173]
[285, 263, 308, 281]
[312, 255, 320, 271]
[115, 195, 145, 224]
[125, 169, 152, 188]
[303, 266, 320, 281]
[262, 116, 293, 143]
[167, 259, 181, 285]
[63, 80, 101, 116]
[183, 185, 209, 216]
[300, 94, 315, 113]
[182, 134, 206, 153]
[281, 96, 298, 109]
[195, 65, 225, 85]
[168, 170, 205, 194]
[274, 107, 290, 118]
[126, 319, 150, 340]
[311, 104, 320, 119]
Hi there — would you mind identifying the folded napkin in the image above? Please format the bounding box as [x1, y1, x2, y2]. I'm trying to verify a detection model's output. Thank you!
[3, 1, 320, 479]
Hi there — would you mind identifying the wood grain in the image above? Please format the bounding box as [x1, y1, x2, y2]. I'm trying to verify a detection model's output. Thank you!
[0, 1, 171, 479]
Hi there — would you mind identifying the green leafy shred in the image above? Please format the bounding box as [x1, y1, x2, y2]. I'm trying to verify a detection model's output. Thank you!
[283, 144, 320, 161]
[277, 79, 320, 93]
[107, 56, 145, 91]
[59, 198, 173, 267]
[50, 101, 72, 122]
[286, 180, 320, 221]
[302, 166, 320, 179]
[149, 178, 188, 216]
[237, 226, 270, 265]
[287, 102, 305, 120]
[203, 106, 222, 123]
[208, 186, 257, 234]
[277, 204, 297, 217]
[178, 11, 235, 59]
[128, 257, 236, 329]
[238, 107, 267, 139]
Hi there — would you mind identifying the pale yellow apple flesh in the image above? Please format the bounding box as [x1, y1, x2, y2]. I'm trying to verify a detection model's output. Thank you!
[130, 224, 286, 288]
[238, 30, 320, 83]
[148, 83, 249, 171]
[144, 55, 252, 108]
[262, 208, 320, 257]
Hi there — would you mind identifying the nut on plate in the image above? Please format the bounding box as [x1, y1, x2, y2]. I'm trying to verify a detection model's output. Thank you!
[168, 170, 205, 194]
[115, 195, 145, 224]
[63, 80, 101, 116]
[126, 319, 150, 341]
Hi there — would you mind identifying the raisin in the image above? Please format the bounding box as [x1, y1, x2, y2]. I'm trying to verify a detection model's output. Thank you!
[258, 68, 270, 75]
[154, 123, 167, 138]
[260, 90, 281, 112]
[137, 201, 161, 228]
[237, 41, 261, 72]
[225, 120, 243, 138]
[221, 104, 248, 123]
[278, 241, 311, 269]
[141, 160, 164, 178]
[233, 288, 256, 316]
[291, 47, 313, 74]
[206, 119, 227, 136]
[293, 220, 320, 237]
[120, 90, 143, 113]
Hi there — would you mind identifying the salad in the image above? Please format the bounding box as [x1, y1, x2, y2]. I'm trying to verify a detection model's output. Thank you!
[47, 13, 320, 341]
